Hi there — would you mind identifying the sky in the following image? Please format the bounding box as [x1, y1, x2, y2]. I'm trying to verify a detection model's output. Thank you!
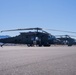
[0, 0, 76, 37]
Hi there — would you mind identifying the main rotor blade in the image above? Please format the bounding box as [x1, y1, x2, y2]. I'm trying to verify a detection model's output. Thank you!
[1, 27, 76, 34]
[45, 28, 76, 34]
[1, 27, 42, 32]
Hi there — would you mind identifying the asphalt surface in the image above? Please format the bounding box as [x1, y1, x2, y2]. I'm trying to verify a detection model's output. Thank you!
[0, 46, 76, 75]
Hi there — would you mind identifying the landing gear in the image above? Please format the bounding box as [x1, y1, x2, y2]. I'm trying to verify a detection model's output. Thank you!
[43, 44, 51, 47]
[68, 44, 72, 46]
[27, 44, 34, 47]
[38, 44, 42, 47]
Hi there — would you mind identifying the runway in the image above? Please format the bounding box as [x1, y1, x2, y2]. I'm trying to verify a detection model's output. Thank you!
[0, 46, 76, 75]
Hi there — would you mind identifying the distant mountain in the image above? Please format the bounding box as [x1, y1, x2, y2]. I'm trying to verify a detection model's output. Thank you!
[0, 35, 10, 39]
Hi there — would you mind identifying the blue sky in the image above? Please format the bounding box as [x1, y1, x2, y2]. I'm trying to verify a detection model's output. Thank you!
[0, 0, 76, 37]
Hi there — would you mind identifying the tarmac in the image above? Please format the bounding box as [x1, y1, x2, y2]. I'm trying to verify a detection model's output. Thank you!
[0, 46, 76, 75]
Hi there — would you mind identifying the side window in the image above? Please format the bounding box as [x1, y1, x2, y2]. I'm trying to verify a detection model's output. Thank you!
[31, 37, 34, 41]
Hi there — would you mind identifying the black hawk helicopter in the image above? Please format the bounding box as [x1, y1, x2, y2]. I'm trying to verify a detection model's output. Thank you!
[0, 27, 56, 47]
[0, 27, 76, 47]
[55, 35, 76, 46]
[46, 29, 76, 46]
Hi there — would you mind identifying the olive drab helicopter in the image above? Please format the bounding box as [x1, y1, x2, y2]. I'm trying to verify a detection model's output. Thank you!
[0, 27, 56, 47]
[0, 27, 76, 47]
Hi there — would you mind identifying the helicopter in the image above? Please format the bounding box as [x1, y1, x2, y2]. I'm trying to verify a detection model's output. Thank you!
[0, 27, 76, 47]
[55, 35, 76, 46]
[0, 27, 56, 47]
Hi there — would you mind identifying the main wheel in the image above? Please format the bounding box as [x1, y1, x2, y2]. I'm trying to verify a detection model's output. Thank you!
[43, 44, 51, 47]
